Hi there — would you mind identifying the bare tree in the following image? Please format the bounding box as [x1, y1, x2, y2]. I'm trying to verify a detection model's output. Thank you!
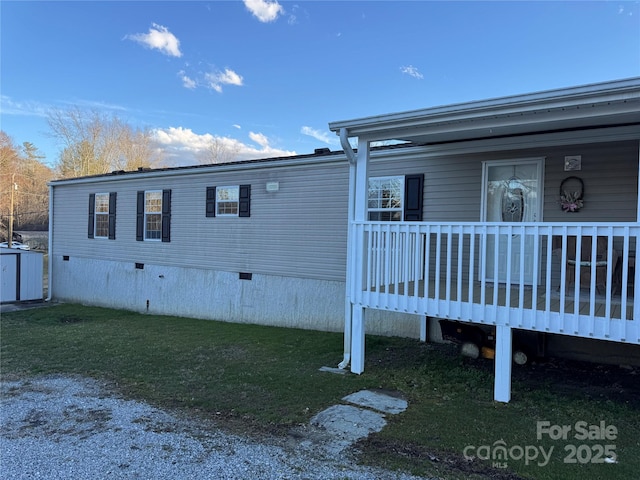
[196, 137, 240, 165]
[117, 126, 164, 171]
[47, 107, 163, 178]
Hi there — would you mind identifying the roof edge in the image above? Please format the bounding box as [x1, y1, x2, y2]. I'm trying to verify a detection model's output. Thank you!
[48, 149, 347, 186]
[329, 77, 640, 134]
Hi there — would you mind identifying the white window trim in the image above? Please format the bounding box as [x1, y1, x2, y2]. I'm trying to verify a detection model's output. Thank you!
[216, 185, 240, 217]
[144, 190, 163, 241]
[94, 192, 110, 239]
[368, 176, 404, 221]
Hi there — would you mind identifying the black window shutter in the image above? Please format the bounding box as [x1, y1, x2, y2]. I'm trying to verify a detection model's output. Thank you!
[239, 184, 251, 217]
[136, 191, 144, 241]
[161, 189, 171, 242]
[404, 174, 424, 221]
[206, 186, 216, 217]
[108, 192, 117, 240]
[88, 193, 95, 239]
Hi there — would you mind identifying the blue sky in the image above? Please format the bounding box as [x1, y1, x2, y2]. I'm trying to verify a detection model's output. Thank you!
[2, 0, 639, 167]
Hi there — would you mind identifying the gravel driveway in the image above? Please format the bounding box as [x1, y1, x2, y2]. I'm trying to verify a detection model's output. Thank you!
[1, 375, 428, 479]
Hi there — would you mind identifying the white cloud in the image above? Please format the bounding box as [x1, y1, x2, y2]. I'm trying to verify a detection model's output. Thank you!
[287, 4, 304, 25]
[178, 70, 197, 89]
[65, 99, 129, 111]
[152, 126, 296, 165]
[301, 126, 338, 145]
[400, 65, 424, 79]
[0, 95, 128, 118]
[218, 69, 243, 86]
[0, 95, 49, 117]
[205, 68, 244, 92]
[243, 0, 283, 23]
[126, 23, 182, 57]
[232, 124, 241, 129]
[249, 131, 270, 148]
[153, 127, 214, 152]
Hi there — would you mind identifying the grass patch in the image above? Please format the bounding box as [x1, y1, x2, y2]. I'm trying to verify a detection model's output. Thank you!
[2, 304, 639, 479]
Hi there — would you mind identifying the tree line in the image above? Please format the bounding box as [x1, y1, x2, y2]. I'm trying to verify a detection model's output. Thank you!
[0, 132, 53, 234]
[1, 108, 173, 238]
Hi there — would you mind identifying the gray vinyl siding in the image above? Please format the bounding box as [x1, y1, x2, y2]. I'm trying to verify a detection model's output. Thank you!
[51, 140, 638, 286]
[367, 139, 639, 285]
[369, 140, 638, 223]
[542, 141, 638, 222]
[52, 158, 349, 282]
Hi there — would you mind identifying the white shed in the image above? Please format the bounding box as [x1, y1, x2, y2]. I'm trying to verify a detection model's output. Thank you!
[0, 248, 44, 303]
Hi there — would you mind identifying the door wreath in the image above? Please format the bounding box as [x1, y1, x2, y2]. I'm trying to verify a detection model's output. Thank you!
[559, 176, 584, 212]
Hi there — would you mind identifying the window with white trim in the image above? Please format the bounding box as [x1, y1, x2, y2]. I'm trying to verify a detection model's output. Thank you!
[205, 185, 251, 218]
[216, 186, 239, 216]
[88, 192, 116, 240]
[368, 176, 404, 221]
[94, 193, 109, 238]
[136, 189, 171, 242]
[144, 190, 162, 240]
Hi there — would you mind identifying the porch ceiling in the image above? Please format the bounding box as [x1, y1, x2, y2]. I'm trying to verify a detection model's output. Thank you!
[329, 77, 640, 145]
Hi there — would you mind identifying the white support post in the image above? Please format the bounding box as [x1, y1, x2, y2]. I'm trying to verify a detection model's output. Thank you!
[339, 135, 357, 370]
[350, 306, 366, 374]
[347, 138, 370, 374]
[420, 316, 428, 342]
[494, 325, 513, 403]
[354, 138, 370, 221]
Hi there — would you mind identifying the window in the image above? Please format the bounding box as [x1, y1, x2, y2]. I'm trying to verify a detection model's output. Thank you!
[88, 192, 116, 239]
[217, 186, 239, 216]
[137, 190, 171, 242]
[94, 193, 109, 237]
[206, 184, 251, 218]
[145, 191, 162, 239]
[367, 174, 424, 222]
[368, 176, 404, 221]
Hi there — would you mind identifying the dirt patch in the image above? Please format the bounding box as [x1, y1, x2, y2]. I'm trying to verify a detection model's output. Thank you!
[358, 437, 527, 480]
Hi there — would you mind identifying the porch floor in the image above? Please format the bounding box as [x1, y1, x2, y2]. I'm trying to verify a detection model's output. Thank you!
[370, 280, 635, 320]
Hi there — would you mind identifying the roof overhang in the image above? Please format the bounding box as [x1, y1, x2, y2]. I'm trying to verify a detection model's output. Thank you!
[329, 77, 640, 145]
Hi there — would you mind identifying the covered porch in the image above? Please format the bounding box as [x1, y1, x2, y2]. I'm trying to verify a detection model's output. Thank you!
[329, 78, 640, 402]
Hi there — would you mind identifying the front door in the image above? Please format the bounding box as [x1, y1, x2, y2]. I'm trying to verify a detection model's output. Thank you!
[481, 158, 544, 284]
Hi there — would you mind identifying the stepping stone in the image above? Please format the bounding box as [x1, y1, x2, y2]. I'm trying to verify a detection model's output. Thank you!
[310, 404, 387, 443]
[342, 390, 408, 414]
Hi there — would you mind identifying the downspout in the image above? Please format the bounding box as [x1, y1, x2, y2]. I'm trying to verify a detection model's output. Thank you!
[339, 128, 357, 369]
[46, 184, 53, 302]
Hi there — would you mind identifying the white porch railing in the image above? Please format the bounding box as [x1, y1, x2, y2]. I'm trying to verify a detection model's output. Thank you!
[351, 221, 640, 344]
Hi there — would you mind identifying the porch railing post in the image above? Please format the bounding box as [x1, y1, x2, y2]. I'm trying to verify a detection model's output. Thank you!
[350, 306, 366, 374]
[494, 324, 513, 402]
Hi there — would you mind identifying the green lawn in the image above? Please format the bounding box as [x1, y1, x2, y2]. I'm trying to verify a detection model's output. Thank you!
[2, 304, 638, 479]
